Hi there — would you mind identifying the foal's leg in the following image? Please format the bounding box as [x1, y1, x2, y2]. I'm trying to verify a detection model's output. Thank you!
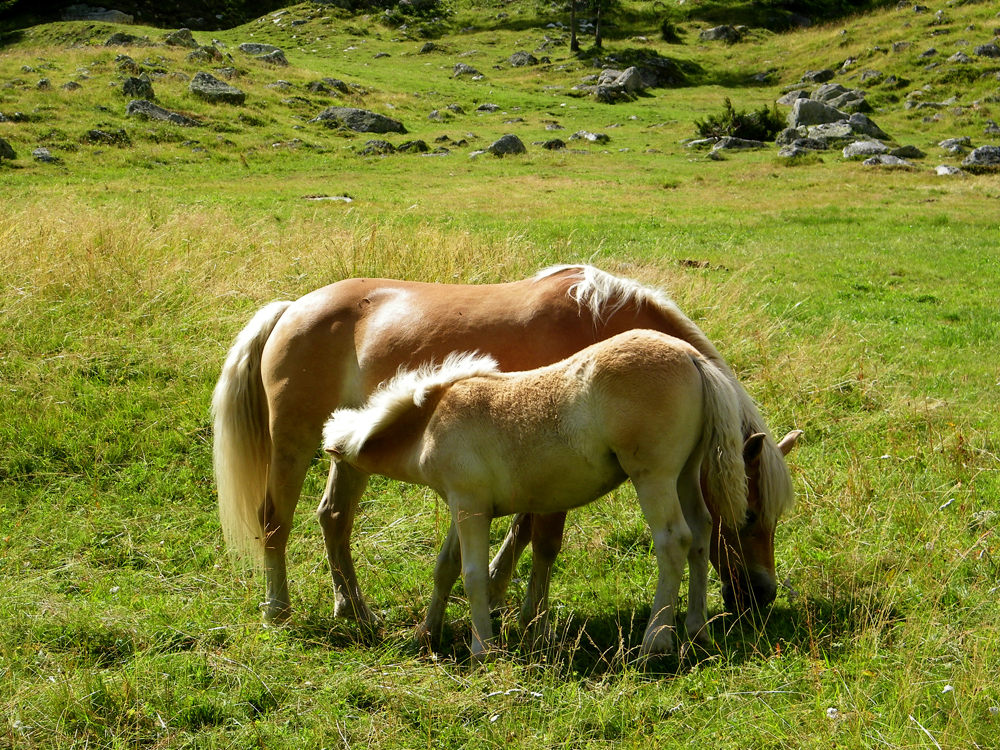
[520, 512, 566, 644]
[678, 461, 713, 647]
[633, 476, 691, 657]
[417, 520, 462, 648]
[316, 461, 378, 623]
[454, 505, 495, 661]
[487, 513, 533, 608]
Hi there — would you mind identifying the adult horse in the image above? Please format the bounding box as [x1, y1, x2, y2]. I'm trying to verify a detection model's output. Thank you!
[212, 265, 799, 623]
[322, 331, 755, 659]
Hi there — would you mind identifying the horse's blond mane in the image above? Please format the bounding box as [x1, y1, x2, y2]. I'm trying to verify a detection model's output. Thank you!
[323, 352, 500, 461]
[536, 264, 795, 525]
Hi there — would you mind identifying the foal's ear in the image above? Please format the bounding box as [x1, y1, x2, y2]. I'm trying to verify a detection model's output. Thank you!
[743, 433, 766, 465]
[777, 430, 804, 457]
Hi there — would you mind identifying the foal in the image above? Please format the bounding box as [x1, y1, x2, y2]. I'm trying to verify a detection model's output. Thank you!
[323, 330, 756, 660]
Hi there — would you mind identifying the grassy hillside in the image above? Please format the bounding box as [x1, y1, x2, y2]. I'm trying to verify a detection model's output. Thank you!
[1, 1, 999, 748]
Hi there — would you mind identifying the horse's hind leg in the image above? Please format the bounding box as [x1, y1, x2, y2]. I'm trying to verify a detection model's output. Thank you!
[261, 442, 316, 622]
[519, 512, 566, 645]
[487, 513, 533, 608]
[316, 461, 377, 623]
[418, 520, 462, 649]
[678, 460, 713, 647]
[633, 475, 691, 657]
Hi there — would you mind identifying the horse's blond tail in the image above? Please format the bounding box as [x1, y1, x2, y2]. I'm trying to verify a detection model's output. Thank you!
[212, 301, 293, 564]
[692, 356, 748, 530]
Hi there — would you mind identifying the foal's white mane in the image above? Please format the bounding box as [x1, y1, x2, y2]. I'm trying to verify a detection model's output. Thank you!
[536, 264, 795, 526]
[323, 352, 500, 461]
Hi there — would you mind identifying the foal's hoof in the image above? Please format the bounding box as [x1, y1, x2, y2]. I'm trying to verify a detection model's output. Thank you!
[261, 601, 292, 624]
[333, 596, 381, 626]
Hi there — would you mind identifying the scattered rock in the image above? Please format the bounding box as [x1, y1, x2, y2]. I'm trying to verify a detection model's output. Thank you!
[257, 50, 289, 66]
[122, 76, 154, 99]
[63, 4, 133, 23]
[125, 99, 201, 126]
[238, 43, 280, 55]
[974, 43, 1000, 58]
[700, 25, 741, 43]
[188, 46, 223, 63]
[453, 63, 482, 78]
[843, 140, 888, 158]
[801, 69, 835, 84]
[165, 29, 199, 49]
[0, 137, 16, 160]
[397, 140, 429, 153]
[935, 164, 963, 175]
[36, 79, 52, 91]
[360, 139, 396, 156]
[569, 130, 610, 143]
[712, 136, 768, 151]
[848, 113, 889, 140]
[61, 81, 82, 91]
[476, 103, 500, 112]
[419, 42, 438, 54]
[189, 72, 246, 105]
[962, 145, 1000, 167]
[487, 134, 527, 156]
[787, 98, 848, 128]
[309, 106, 407, 134]
[510, 51, 539, 67]
[890, 144, 925, 158]
[948, 51, 972, 63]
[32, 147, 60, 163]
[984, 119, 1000, 135]
[541, 138, 566, 150]
[776, 90, 810, 106]
[84, 128, 131, 147]
[106, 33, 149, 47]
[862, 154, 910, 166]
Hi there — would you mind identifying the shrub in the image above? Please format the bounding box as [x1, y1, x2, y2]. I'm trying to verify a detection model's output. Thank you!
[694, 97, 786, 142]
[660, 19, 683, 44]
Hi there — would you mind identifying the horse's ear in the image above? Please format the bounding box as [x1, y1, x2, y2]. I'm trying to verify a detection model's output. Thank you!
[743, 433, 766, 465]
[777, 430, 803, 457]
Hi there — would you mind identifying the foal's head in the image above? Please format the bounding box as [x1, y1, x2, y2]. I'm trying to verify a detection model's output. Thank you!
[710, 430, 802, 614]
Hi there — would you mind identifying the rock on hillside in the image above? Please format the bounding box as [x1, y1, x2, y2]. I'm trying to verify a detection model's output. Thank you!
[309, 107, 406, 134]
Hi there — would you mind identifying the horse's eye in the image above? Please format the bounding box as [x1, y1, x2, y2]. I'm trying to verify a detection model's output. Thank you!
[741, 509, 759, 532]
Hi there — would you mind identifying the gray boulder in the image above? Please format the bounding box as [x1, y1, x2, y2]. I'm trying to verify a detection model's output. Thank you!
[360, 139, 396, 156]
[487, 134, 526, 156]
[122, 76, 154, 99]
[700, 25, 740, 43]
[613, 67, 645, 93]
[848, 113, 889, 140]
[777, 90, 809, 106]
[310, 106, 406, 134]
[106, 33, 149, 47]
[806, 121, 855, 145]
[238, 43, 280, 55]
[891, 145, 925, 159]
[788, 98, 847, 128]
[801, 69, 835, 84]
[32, 147, 59, 163]
[165, 29, 199, 49]
[948, 51, 972, 63]
[0, 136, 16, 160]
[713, 136, 768, 151]
[257, 50, 289, 66]
[541, 139, 565, 150]
[790, 137, 828, 151]
[125, 99, 201, 126]
[189, 72, 246, 105]
[935, 165, 963, 176]
[453, 63, 482, 78]
[843, 140, 888, 158]
[974, 43, 1000, 58]
[569, 130, 610, 144]
[962, 145, 1000, 167]
[188, 46, 223, 63]
[63, 4, 133, 23]
[477, 103, 500, 112]
[509, 51, 539, 67]
[862, 154, 910, 167]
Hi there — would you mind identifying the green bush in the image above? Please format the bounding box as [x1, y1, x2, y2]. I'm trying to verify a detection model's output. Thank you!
[694, 97, 786, 141]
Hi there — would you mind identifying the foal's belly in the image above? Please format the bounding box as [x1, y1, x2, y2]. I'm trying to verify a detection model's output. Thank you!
[491, 453, 628, 517]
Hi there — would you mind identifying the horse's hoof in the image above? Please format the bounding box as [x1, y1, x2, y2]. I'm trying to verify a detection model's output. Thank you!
[333, 596, 381, 626]
[261, 601, 291, 624]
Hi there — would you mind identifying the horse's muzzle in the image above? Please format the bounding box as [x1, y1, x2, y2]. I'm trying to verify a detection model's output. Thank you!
[723, 569, 777, 613]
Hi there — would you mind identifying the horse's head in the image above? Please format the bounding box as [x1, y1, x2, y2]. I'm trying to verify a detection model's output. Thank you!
[710, 430, 802, 613]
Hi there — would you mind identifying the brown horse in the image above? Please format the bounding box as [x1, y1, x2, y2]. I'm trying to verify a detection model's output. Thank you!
[212, 265, 800, 623]
[323, 331, 755, 659]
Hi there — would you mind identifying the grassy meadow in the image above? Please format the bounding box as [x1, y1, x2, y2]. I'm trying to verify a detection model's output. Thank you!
[2, 0, 999, 747]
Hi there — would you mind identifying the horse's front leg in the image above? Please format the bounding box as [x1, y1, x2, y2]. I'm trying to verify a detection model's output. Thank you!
[634, 476, 691, 657]
[316, 461, 378, 623]
[454, 505, 494, 661]
[519, 512, 566, 645]
[679, 463, 713, 647]
[417, 521, 462, 649]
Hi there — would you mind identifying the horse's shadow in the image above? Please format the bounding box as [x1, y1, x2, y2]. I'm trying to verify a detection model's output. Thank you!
[280, 588, 902, 678]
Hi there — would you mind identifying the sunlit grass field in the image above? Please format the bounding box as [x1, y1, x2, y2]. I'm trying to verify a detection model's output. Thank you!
[2, 0, 999, 747]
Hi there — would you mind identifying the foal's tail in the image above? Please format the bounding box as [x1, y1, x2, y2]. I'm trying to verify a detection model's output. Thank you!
[692, 356, 748, 530]
[212, 301, 293, 563]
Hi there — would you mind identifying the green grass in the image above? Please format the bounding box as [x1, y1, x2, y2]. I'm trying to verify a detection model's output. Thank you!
[2, 0, 1000, 747]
